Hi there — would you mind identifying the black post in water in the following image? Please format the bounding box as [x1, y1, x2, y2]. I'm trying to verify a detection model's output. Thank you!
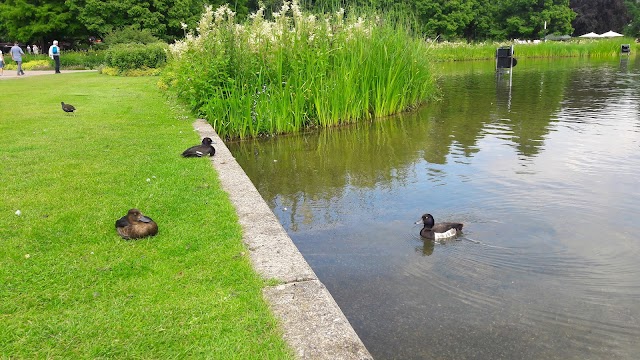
[621, 44, 631, 56]
[496, 45, 517, 72]
[496, 45, 517, 86]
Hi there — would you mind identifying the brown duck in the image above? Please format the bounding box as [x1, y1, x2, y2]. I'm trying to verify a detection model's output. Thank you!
[182, 137, 215, 157]
[115, 208, 158, 239]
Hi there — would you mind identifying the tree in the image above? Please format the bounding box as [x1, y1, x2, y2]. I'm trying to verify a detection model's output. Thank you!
[64, 0, 251, 41]
[411, 0, 476, 40]
[624, 0, 640, 37]
[570, 0, 629, 36]
[494, 0, 575, 39]
[462, 1, 500, 41]
[0, 0, 84, 44]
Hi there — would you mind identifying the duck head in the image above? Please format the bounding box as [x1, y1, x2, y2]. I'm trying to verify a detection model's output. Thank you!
[415, 213, 435, 229]
[202, 137, 213, 145]
[127, 208, 153, 224]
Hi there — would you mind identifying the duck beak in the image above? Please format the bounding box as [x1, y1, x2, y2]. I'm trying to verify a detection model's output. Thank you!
[139, 215, 152, 223]
[414, 220, 422, 225]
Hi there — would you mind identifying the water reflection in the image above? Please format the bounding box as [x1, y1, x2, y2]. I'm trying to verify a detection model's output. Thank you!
[228, 58, 640, 359]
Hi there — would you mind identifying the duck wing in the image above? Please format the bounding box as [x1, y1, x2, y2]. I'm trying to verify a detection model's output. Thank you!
[431, 222, 463, 233]
[143, 221, 159, 237]
[182, 144, 215, 157]
[115, 215, 130, 228]
[62, 103, 75, 112]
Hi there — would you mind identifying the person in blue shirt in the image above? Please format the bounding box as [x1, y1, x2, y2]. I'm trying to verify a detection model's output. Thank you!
[10, 42, 25, 76]
[49, 40, 61, 74]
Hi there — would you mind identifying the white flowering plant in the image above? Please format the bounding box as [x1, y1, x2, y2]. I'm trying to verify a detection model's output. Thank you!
[162, 0, 436, 139]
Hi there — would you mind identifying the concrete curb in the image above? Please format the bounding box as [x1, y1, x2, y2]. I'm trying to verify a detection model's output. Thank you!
[192, 119, 373, 360]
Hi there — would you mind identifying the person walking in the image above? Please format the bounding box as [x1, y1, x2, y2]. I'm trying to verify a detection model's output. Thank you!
[0, 50, 4, 76]
[10, 42, 25, 76]
[49, 40, 61, 74]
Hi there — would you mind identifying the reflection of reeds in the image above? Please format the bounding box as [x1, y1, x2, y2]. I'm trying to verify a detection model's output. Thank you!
[161, 1, 436, 139]
[427, 38, 638, 61]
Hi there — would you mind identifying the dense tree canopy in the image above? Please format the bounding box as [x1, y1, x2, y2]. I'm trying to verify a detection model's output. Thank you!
[625, 0, 640, 36]
[0, 0, 82, 43]
[64, 0, 254, 41]
[498, 0, 576, 38]
[570, 0, 630, 36]
[0, 0, 637, 46]
[412, 0, 475, 39]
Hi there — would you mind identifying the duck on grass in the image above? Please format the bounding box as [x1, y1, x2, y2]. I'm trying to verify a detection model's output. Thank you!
[182, 137, 215, 157]
[115, 208, 158, 240]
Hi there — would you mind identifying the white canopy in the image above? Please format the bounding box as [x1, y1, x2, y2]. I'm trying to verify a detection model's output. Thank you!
[579, 32, 602, 38]
[600, 30, 623, 38]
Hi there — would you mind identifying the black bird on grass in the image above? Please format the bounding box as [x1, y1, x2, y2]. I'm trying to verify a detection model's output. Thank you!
[182, 137, 216, 157]
[61, 102, 76, 114]
[415, 213, 463, 240]
[115, 208, 158, 240]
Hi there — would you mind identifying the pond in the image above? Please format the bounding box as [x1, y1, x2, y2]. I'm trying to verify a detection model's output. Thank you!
[227, 57, 640, 359]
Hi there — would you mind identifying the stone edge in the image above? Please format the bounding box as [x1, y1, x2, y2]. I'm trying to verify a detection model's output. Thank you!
[191, 119, 373, 360]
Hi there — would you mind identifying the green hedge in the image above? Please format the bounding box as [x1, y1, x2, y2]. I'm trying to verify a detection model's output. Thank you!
[60, 50, 106, 69]
[104, 43, 168, 70]
[5, 52, 106, 70]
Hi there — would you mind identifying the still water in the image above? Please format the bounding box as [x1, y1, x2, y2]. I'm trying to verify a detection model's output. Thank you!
[228, 58, 640, 359]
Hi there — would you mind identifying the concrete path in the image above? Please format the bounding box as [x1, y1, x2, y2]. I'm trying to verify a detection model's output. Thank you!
[192, 119, 373, 359]
[0, 70, 96, 79]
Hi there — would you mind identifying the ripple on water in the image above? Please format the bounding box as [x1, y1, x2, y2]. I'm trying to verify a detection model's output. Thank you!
[230, 59, 640, 359]
[402, 222, 640, 358]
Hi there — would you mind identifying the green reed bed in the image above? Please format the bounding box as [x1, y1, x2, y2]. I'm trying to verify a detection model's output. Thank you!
[161, 1, 437, 139]
[0, 73, 292, 359]
[427, 41, 498, 61]
[509, 38, 637, 59]
[428, 38, 638, 61]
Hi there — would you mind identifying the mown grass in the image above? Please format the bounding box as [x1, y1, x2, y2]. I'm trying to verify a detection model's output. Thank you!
[161, 1, 437, 139]
[0, 73, 292, 359]
[428, 37, 639, 61]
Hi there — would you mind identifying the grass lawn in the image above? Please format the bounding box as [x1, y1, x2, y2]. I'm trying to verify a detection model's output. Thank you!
[0, 73, 292, 358]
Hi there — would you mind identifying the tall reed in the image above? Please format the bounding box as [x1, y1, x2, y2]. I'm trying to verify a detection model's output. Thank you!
[427, 38, 638, 61]
[161, 1, 437, 139]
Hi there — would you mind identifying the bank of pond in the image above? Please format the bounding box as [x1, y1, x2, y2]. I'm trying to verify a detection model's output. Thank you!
[161, 34, 637, 140]
[8, 27, 637, 141]
[158, 4, 637, 140]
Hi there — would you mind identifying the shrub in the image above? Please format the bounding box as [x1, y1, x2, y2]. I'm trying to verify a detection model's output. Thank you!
[60, 50, 107, 69]
[5, 60, 51, 70]
[104, 26, 161, 45]
[105, 43, 168, 70]
[22, 60, 51, 70]
[6, 52, 107, 70]
[99, 66, 162, 77]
